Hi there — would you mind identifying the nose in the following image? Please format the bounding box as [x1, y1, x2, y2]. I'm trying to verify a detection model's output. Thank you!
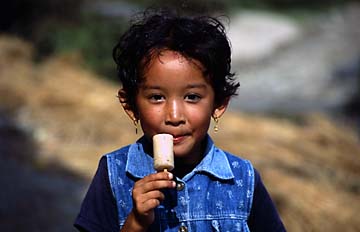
[165, 99, 185, 126]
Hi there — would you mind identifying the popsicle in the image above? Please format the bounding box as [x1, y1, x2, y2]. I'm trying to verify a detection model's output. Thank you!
[153, 134, 174, 172]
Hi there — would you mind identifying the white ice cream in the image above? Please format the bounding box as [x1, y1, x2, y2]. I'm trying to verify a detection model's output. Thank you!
[153, 134, 174, 172]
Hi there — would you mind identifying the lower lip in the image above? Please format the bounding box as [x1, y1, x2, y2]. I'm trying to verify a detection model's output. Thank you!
[173, 136, 186, 144]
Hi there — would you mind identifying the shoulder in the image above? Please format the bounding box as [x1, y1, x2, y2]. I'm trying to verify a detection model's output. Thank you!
[221, 149, 254, 171]
[105, 145, 131, 158]
[103, 145, 131, 166]
[214, 146, 259, 182]
[223, 151, 251, 163]
[215, 147, 255, 184]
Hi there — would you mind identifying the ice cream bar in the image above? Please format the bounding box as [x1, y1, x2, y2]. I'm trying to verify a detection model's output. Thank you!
[153, 134, 174, 172]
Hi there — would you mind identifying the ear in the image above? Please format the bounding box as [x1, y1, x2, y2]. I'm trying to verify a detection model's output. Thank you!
[212, 97, 229, 119]
[117, 89, 138, 122]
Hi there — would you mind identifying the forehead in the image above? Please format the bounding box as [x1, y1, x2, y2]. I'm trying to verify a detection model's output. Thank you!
[143, 49, 205, 76]
[138, 49, 213, 91]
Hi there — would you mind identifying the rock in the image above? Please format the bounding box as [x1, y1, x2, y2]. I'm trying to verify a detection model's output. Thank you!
[228, 5, 360, 119]
[227, 10, 301, 63]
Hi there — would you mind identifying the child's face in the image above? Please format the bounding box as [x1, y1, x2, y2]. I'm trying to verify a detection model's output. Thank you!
[124, 50, 227, 164]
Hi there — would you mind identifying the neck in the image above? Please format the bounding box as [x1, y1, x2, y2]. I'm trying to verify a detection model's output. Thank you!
[172, 159, 196, 179]
[173, 139, 207, 179]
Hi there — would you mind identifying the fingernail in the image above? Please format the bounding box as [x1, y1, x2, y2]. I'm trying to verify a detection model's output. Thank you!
[168, 172, 173, 180]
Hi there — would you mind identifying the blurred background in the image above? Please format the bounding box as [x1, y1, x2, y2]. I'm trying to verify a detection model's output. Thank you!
[0, 0, 359, 231]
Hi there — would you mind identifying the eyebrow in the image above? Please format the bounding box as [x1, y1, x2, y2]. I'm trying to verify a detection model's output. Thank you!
[140, 85, 161, 90]
[186, 83, 207, 89]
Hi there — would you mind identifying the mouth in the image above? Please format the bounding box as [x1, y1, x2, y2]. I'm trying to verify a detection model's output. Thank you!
[155, 131, 189, 145]
[172, 135, 188, 144]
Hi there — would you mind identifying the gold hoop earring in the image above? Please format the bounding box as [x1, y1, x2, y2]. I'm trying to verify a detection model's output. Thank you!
[213, 116, 219, 133]
[133, 119, 139, 134]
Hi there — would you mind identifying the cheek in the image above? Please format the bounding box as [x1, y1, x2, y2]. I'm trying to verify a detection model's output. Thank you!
[188, 109, 212, 129]
[138, 107, 162, 126]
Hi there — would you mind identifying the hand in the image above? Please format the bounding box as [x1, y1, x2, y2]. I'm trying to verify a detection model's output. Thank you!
[122, 172, 176, 231]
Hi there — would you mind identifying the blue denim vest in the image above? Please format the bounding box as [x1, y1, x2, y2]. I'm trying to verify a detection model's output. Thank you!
[106, 136, 254, 232]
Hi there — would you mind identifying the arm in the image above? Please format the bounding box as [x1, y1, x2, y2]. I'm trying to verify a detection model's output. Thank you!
[74, 156, 120, 232]
[247, 169, 286, 232]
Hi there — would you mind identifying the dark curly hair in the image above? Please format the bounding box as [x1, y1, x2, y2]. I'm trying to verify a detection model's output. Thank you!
[113, 9, 239, 114]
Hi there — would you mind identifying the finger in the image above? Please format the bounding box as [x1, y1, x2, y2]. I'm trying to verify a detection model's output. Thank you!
[140, 198, 161, 212]
[133, 172, 175, 191]
[133, 191, 165, 213]
[133, 179, 175, 197]
[134, 190, 165, 205]
[143, 179, 176, 192]
[141, 172, 174, 183]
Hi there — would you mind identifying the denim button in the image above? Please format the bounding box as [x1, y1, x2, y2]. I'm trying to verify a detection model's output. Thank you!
[176, 182, 185, 191]
[178, 225, 188, 232]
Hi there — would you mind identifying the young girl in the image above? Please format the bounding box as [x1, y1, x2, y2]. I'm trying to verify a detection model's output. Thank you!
[75, 9, 286, 232]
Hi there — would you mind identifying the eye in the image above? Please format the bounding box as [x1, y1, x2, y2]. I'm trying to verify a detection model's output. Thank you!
[149, 94, 165, 102]
[185, 94, 201, 102]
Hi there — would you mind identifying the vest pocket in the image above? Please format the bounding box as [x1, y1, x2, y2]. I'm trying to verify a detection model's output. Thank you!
[210, 219, 249, 232]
